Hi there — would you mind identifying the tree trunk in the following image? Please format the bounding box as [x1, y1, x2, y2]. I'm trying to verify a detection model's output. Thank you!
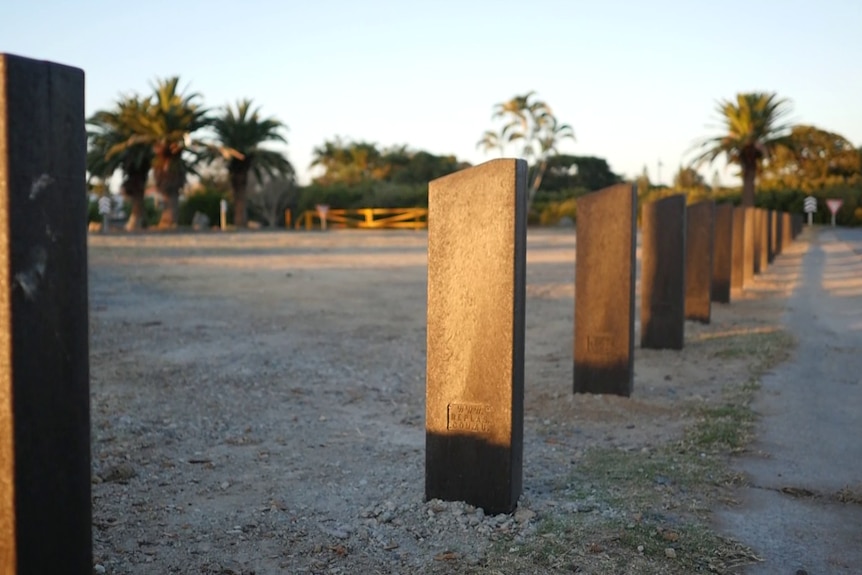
[741, 160, 757, 206]
[123, 172, 148, 231]
[527, 160, 548, 210]
[231, 169, 250, 228]
[157, 193, 179, 228]
[155, 162, 185, 228]
[156, 174, 185, 229]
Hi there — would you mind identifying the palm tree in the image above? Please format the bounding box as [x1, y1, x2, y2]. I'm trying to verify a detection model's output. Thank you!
[115, 77, 209, 227]
[310, 137, 388, 185]
[208, 99, 293, 227]
[477, 91, 574, 206]
[531, 115, 576, 197]
[87, 96, 154, 230]
[691, 92, 793, 206]
[476, 130, 505, 157]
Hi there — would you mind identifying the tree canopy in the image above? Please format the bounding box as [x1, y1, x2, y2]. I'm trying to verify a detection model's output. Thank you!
[86, 95, 154, 230]
[673, 166, 706, 189]
[85, 79, 862, 229]
[87, 79, 294, 229]
[760, 124, 861, 191]
[310, 138, 469, 186]
[540, 155, 622, 192]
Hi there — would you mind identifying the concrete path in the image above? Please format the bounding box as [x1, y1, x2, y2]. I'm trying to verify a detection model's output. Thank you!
[718, 227, 862, 574]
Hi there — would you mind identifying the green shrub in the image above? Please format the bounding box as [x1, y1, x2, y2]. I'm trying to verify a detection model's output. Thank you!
[295, 182, 427, 213]
[118, 197, 162, 228]
[295, 183, 367, 213]
[754, 186, 862, 226]
[87, 199, 101, 223]
[360, 182, 427, 208]
[538, 197, 578, 225]
[179, 189, 233, 227]
[530, 187, 588, 225]
[144, 197, 162, 227]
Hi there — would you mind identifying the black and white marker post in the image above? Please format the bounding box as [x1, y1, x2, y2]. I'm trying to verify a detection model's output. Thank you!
[804, 195, 816, 226]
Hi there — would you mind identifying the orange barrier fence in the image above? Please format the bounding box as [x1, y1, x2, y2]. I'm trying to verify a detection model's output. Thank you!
[292, 207, 428, 230]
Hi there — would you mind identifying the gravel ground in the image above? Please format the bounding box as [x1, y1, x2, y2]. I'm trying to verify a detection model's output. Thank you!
[86, 229, 793, 574]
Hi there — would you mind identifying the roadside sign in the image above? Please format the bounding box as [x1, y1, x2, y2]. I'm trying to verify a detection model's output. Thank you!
[826, 199, 843, 227]
[804, 196, 816, 225]
[97, 196, 111, 215]
[98, 196, 111, 233]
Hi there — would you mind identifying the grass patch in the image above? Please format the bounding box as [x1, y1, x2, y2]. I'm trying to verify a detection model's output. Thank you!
[689, 404, 754, 451]
[477, 328, 795, 574]
[482, 513, 762, 574]
[480, 444, 747, 573]
[528, 517, 583, 568]
[686, 383, 759, 454]
[690, 329, 795, 454]
[710, 329, 795, 373]
[577, 446, 721, 513]
[614, 521, 762, 573]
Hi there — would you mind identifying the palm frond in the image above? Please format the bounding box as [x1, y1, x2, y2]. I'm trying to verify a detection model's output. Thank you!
[86, 94, 154, 184]
[688, 92, 793, 171]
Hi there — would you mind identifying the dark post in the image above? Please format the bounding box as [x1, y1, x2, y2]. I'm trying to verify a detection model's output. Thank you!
[759, 209, 769, 272]
[425, 159, 527, 514]
[573, 183, 636, 396]
[712, 203, 734, 303]
[0, 53, 91, 574]
[774, 210, 784, 256]
[731, 207, 746, 289]
[753, 208, 762, 275]
[685, 200, 714, 322]
[641, 194, 686, 350]
[742, 207, 756, 287]
[782, 212, 793, 248]
[767, 209, 776, 263]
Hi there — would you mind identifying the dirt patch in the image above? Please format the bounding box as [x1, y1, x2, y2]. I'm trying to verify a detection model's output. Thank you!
[87, 229, 797, 574]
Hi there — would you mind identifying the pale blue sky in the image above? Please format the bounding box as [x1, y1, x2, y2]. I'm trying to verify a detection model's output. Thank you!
[3, 0, 861, 187]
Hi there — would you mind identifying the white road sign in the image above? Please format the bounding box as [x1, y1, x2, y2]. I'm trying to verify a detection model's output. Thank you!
[826, 199, 843, 215]
[826, 198, 844, 227]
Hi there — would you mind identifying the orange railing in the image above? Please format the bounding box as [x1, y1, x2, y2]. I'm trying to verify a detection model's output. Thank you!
[293, 207, 428, 230]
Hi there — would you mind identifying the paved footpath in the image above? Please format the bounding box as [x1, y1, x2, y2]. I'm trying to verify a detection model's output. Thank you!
[718, 227, 862, 574]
